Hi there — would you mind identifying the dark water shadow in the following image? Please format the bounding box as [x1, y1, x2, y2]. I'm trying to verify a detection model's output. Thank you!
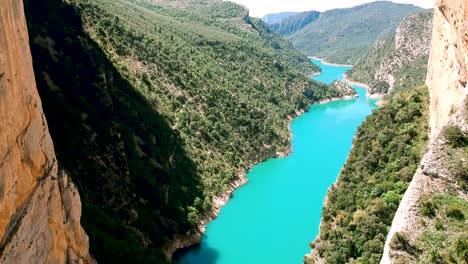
[173, 238, 220, 264]
[25, 1, 202, 263]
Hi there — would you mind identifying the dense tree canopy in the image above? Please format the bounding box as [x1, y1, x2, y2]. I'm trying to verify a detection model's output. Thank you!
[24, 0, 346, 262]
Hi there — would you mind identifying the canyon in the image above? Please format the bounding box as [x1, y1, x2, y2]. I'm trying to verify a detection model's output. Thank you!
[0, 0, 466, 263]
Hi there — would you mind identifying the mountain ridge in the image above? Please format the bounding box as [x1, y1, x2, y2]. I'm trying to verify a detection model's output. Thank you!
[265, 1, 425, 64]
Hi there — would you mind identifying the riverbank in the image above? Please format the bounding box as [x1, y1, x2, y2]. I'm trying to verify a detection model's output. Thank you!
[309, 72, 321, 78]
[343, 74, 386, 106]
[308, 56, 353, 67]
[163, 106, 307, 261]
[165, 91, 361, 261]
[318, 94, 358, 104]
[304, 130, 360, 263]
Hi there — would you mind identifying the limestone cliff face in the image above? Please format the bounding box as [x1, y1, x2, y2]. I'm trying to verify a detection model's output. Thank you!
[426, 0, 468, 137]
[0, 1, 92, 263]
[381, 0, 467, 263]
[374, 12, 433, 92]
[347, 12, 432, 95]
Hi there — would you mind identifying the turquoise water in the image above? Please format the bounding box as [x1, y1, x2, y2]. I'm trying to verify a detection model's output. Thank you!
[178, 59, 377, 264]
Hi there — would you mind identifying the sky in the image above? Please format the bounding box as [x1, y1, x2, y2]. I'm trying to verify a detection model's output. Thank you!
[228, 0, 434, 17]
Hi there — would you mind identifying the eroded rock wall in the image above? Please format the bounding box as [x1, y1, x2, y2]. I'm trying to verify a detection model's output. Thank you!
[0, 0, 92, 263]
[426, 0, 468, 137]
[375, 12, 433, 92]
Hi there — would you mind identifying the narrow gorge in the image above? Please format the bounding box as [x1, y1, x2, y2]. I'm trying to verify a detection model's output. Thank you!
[0, 0, 466, 263]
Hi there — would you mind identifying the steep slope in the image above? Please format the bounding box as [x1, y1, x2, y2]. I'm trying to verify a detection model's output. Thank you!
[0, 0, 92, 263]
[24, 0, 344, 263]
[347, 12, 433, 95]
[262, 12, 299, 24]
[381, 0, 467, 262]
[288, 1, 424, 64]
[425, 0, 467, 137]
[268, 11, 321, 36]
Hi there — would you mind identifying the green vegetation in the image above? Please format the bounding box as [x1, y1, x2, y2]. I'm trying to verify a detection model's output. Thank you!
[312, 86, 429, 263]
[443, 125, 468, 148]
[24, 0, 344, 263]
[268, 11, 321, 36]
[442, 124, 468, 191]
[347, 12, 432, 94]
[414, 195, 468, 263]
[390, 232, 416, 253]
[347, 38, 396, 87]
[287, 1, 423, 64]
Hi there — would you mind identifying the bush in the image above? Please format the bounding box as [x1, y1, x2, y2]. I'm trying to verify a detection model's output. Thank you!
[420, 199, 437, 217]
[446, 205, 464, 220]
[452, 234, 468, 263]
[434, 217, 443, 230]
[443, 125, 468, 148]
[390, 231, 413, 252]
[449, 149, 468, 190]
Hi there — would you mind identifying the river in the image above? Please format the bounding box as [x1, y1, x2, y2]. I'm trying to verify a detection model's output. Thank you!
[177, 58, 377, 264]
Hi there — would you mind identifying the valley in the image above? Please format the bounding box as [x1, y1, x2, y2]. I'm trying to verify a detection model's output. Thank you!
[0, 0, 466, 264]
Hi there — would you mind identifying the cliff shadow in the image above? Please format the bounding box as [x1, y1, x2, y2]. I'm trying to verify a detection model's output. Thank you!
[24, 0, 203, 263]
[173, 240, 220, 264]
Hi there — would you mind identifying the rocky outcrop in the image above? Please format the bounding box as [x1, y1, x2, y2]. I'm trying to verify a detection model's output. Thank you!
[347, 12, 433, 95]
[381, 0, 467, 263]
[374, 12, 433, 92]
[331, 80, 358, 98]
[0, 0, 92, 263]
[426, 0, 468, 137]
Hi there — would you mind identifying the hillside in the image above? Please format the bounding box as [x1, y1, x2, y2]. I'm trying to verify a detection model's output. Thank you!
[307, 1, 468, 263]
[262, 12, 299, 24]
[306, 86, 429, 263]
[347, 12, 433, 95]
[268, 11, 321, 36]
[23, 0, 344, 263]
[287, 1, 424, 64]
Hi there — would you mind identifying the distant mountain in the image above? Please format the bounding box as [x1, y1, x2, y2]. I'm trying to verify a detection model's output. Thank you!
[268, 11, 321, 36]
[287, 1, 424, 64]
[261, 11, 299, 24]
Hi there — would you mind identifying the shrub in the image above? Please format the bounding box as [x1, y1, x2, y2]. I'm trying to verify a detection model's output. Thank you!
[451, 234, 468, 263]
[420, 199, 437, 217]
[443, 125, 468, 148]
[434, 217, 443, 230]
[390, 231, 413, 252]
[446, 205, 464, 220]
[449, 149, 468, 190]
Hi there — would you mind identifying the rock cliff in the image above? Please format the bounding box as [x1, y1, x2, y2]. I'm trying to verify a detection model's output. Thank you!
[374, 12, 433, 92]
[0, 0, 92, 263]
[426, 0, 467, 137]
[347, 12, 433, 95]
[381, 0, 467, 262]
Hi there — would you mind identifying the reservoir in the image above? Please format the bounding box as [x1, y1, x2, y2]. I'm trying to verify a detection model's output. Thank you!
[178, 59, 377, 263]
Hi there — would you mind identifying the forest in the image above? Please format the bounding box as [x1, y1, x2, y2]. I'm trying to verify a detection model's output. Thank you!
[24, 0, 348, 262]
